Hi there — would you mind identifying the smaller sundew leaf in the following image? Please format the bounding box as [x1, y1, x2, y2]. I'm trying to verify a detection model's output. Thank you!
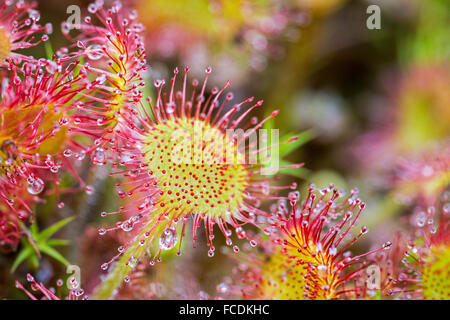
[39, 244, 70, 267]
[11, 246, 33, 273]
[37, 216, 75, 242]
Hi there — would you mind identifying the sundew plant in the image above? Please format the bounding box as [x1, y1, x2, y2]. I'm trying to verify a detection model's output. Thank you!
[0, 0, 448, 303]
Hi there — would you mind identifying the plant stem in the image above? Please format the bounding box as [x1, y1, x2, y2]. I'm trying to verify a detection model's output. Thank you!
[91, 222, 167, 300]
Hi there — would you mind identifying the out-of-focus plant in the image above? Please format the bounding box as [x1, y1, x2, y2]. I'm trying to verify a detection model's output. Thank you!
[135, 0, 307, 84]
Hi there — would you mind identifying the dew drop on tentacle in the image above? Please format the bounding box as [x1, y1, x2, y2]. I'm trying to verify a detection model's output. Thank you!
[76, 151, 86, 161]
[235, 227, 246, 239]
[166, 101, 175, 114]
[217, 282, 229, 294]
[96, 74, 106, 85]
[160, 228, 178, 250]
[443, 203, 450, 215]
[121, 220, 134, 232]
[27, 178, 45, 195]
[91, 148, 106, 166]
[127, 256, 138, 268]
[59, 117, 69, 126]
[85, 185, 95, 195]
[88, 3, 98, 14]
[86, 44, 103, 60]
[63, 149, 72, 157]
